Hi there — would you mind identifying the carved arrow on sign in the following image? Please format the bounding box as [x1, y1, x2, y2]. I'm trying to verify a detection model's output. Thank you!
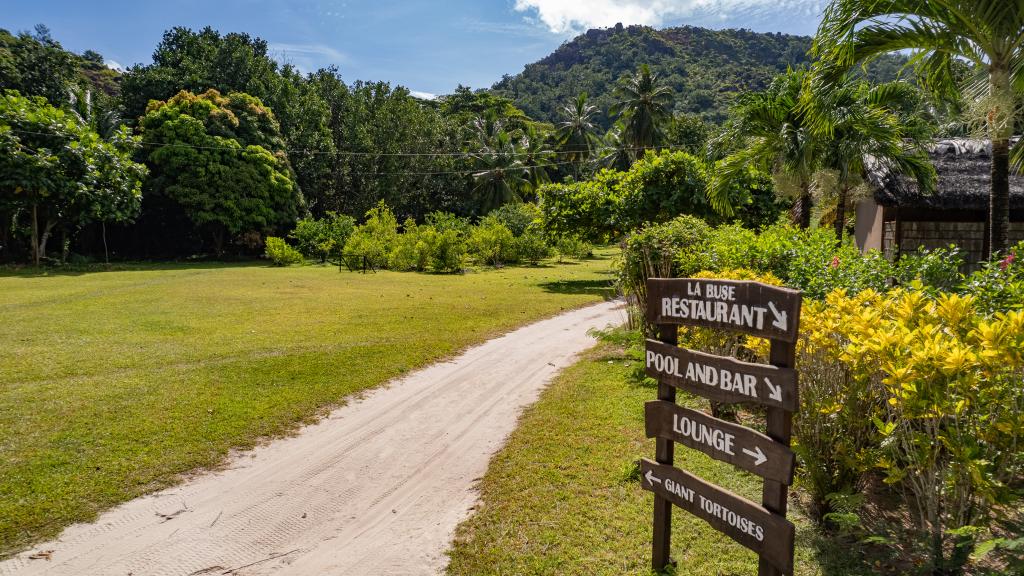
[764, 377, 783, 403]
[767, 301, 787, 331]
[742, 446, 768, 466]
[645, 469, 662, 486]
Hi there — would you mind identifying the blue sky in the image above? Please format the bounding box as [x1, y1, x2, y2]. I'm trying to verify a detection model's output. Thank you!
[3, 0, 826, 98]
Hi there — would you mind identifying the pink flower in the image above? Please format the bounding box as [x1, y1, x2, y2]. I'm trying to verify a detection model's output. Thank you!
[1000, 251, 1016, 271]
[830, 255, 840, 269]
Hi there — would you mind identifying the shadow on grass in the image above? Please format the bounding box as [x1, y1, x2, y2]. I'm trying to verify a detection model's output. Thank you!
[0, 260, 260, 278]
[538, 279, 615, 298]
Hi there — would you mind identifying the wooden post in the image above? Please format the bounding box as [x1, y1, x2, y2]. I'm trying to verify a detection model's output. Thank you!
[758, 338, 796, 576]
[652, 323, 677, 573]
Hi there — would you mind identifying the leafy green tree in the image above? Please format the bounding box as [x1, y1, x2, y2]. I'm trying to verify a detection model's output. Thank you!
[710, 68, 822, 227]
[812, 0, 1024, 256]
[610, 64, 674, 154]
[139, 89, 303, 255]
[666, 113, 711, 155]
[555, 93, 600, 177]
[0, 28, 78, 106]
[0, 91, 146, 264]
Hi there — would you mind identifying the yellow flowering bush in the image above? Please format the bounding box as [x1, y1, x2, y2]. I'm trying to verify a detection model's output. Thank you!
[799, 287, 1024, 571]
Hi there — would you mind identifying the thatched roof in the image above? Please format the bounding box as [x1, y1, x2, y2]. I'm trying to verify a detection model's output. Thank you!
[867, 138, 1024, 211]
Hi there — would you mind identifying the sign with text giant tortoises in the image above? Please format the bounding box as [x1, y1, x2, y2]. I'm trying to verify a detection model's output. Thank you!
[647, 278, 802, 343]
[640, 459, 795, 575]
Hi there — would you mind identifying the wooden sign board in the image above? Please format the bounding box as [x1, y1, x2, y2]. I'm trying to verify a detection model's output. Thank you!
[644, 401, 796, 485]
[644, 339, 798, 411]
[646, 278, 802, 343]
[640, 458, 795, 575]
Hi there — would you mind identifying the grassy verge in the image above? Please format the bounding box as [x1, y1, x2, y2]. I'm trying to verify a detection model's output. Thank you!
[0, 251, 615, 556]
[446, 336, 875, 576]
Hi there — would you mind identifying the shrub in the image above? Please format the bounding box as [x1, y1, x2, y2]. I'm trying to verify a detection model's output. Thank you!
[342, 201, 398, 269]
[513, 229, 551, 265]
[388, 218, 429, 271]
[264, 236, 303, 266]
[488, 202, 539, 237]
[618, 215, 712, 329]
[555, 236, 593, 261]
[426, 211, 471, 236]
[289, 212, 355, 263]
[836, 288, 1024, 572]
[893, 244, 964, 291]
[468, 217, 515, 266]
[425, 228, 466, 273]
[962, 241, 1023, 314]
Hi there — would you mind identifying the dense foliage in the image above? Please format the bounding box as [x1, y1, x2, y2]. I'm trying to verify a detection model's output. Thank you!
[0, 91, 146, 264]
[492, 24, 906, 128]
[538, 150, 784, 242]
[138, 89, 302, 255]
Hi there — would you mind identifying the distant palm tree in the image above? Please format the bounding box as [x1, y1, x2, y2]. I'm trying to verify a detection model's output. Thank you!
[813, 0, 1024, 256]
[556, 93, 600, 176]
[611, 64, 674, 155]
[598, 123, 633, 171]
[519, 124, 555, 196]
[807, 79, 936, 241]
[472, 130, 530, 213]
[710, 68, 822, 227]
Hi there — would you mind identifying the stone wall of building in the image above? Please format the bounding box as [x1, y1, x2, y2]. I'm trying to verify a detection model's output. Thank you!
[884, 221, 1024, 269]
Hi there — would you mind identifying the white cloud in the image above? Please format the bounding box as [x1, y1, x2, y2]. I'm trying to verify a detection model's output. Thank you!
[513, 0, 821, 34]
[410, 90, 437, 100]
[268, 43, 350, 71]
[105, 59, 124, 72]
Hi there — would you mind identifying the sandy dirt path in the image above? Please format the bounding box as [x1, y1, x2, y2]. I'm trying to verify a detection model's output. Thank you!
[2, 301, 623, 576]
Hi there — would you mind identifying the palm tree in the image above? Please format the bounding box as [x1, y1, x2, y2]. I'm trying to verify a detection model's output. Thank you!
[555, 93, 600, 177]
[709, 68, 822, 227]
[597, 123, 633, 171]
[471, 130, 530, 213]
[611, 64, 674, 154]
[813, 0, 1024, 256]
[519, 124, 555, 196]
[807, 79, 936, 241]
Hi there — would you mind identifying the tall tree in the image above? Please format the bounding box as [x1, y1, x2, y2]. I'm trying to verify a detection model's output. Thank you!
[139, 90, 303, 255]
[0, 28, 78, 106]
[0, 92, 146, 264]
[555, 93, 600, 177]
[812, 0, 1024, 256]
[610, 64, 674, 154]
[807, 79, 937, 241]
[710, 68, 823, 227]
[471, 129, 530, 213]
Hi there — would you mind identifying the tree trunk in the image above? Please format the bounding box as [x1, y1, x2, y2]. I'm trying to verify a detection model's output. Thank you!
[102, 222, 109, 265]
[988, 63, 1013, 258]
[38, 220, 55, 263]
[990, 138, 1010, 257]
[31, 204, 39, 266]
[835, 183, 849, 244]
[791, 179, 813, 229]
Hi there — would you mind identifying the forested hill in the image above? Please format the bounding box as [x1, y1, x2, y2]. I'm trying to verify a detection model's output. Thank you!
[491, 24, 902, 128]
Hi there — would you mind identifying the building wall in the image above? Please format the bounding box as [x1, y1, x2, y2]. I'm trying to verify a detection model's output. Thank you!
[854, 199, 883, 252]
[886, 221, 1024, 269]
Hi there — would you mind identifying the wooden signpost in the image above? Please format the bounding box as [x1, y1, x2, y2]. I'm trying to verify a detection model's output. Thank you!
[642, 278, 802, 576]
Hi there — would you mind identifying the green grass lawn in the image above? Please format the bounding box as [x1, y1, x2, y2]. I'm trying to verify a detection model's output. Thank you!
[0, 252, 615, 557]
[445, 336, 876, 576]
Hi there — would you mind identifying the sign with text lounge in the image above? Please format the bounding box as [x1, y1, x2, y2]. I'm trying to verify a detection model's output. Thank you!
[641, 278, 802, 576]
